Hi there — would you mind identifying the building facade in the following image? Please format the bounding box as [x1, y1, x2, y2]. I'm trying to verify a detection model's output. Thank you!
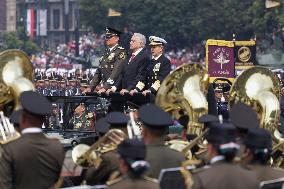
[16, 0, 81, 49]
[0, 0, 17, 32]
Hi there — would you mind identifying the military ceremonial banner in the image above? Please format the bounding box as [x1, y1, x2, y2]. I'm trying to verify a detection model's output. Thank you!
[26, 8, 35, 38]
[234, 41, 256, 69]
[206, 40, 235, 83]
[36, 9, 47, 36]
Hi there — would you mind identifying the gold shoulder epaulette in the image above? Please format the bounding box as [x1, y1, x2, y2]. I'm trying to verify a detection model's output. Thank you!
[143, 175, 158, 183]
[0, 132, 21, 145]
[106, 176, 123, 186]
[192, 165, 210, 173]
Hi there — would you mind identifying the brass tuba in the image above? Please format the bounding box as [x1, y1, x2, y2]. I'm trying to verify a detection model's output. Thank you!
[0, 49, 34, 112]
[229, 66, 284, 166]
[229, 66, 280, 133]
[72, 129, 127, 168]
[156, 63, 209, 136]
[0, 49, 34, 143]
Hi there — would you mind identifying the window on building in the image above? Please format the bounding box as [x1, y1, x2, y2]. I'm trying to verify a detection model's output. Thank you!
[53, 9, 60, 29]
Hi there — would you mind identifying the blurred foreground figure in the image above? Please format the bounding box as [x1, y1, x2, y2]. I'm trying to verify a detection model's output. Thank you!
[242, 128, 284, 181]
[107, 139, 159, 189]
[139, 104, 185, 178]
[0, 91, 65, 189]
[192, 122, 259, 189]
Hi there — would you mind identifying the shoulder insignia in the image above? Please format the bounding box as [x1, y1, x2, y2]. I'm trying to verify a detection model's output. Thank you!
[118, 46, 125, 49]
[192, 165, 211, 173]
[151, 80, 160, 91]
[118, 51, 126, 60]
[1, 132, 21, 145]
[143, 176, 158, 183]
[108, 170, 121, 181]
[136, 81, 145, 91]
[106, 176, 123, 186]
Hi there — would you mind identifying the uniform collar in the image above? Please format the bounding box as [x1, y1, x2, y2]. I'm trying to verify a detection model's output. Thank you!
[21, 127, 42, 134]
[210, 155, 225, 164]
[152, 53, 162, 61]
[109, 44, 119, 52]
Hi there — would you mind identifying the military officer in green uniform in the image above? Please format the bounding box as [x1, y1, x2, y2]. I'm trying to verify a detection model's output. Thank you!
[241, 128, 284, 182]
[89, 27, 127, 94]
[70, 103, 94, 130]
[0, 91, 65, 189]
[107, 139, 159, 189]
[138, 104, 186, 179]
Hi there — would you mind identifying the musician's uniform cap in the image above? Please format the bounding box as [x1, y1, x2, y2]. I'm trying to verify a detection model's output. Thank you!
[139, 104, 173, 128]
[149, 36, 167, 46]
[58, 76, 66, 83]
[49, 76, 58, 82]
[243, 128, 272, 150]
[20, 91, 52, 116]
[106, 112, 129, 126]
[206, 122, 237, 144]
[198, 114, 219, 125]
[9, 109, 23, 125]
[105, 27, 122, 39]
[80, 79, 89, 87]
[117, 139, 146, 160]
[95, 117, 110, 134]
[68, 76, 76, 82]
[35, 75, 44, 82]
[214, 84, 223, 92]
[230, 102, 259, 129]
[43, 76, 49, 81]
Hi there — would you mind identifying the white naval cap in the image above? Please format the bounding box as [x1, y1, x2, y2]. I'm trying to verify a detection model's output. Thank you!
[149, 36, 167, 46]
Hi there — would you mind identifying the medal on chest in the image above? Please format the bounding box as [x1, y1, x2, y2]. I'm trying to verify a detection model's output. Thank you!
[153, 63, 161, 72]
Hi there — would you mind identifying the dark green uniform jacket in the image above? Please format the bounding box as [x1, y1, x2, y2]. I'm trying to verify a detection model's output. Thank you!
[145, 140, 185, 178]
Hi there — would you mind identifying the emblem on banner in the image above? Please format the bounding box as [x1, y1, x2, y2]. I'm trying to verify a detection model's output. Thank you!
[238, 46, 251, 63]
[213, 48, 230, 69]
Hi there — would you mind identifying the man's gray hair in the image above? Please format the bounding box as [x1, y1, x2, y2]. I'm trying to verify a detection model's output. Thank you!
[133, 33, 146, 47]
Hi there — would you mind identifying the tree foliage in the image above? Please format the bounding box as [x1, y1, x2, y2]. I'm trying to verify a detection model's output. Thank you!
[79, 0, 284, 48]
[0, 27, 40, 55]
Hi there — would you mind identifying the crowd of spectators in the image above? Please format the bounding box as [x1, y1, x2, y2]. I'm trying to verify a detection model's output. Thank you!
[31, 32, 205, 71]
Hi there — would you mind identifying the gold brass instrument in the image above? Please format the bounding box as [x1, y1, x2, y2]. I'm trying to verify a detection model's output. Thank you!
[272, 129, 284, 166]
[0, 49, 34, 111]
[126, 111, 142, 139]
[229, 66, 280, 132]
[0, 111, 20, 144]
[229, 66, 284, 166]
[72, 129, 127, 168]
[157, 64, 209, 160]
[180, 161, 194, 189]
[0, 49, 34, 143]
[156, 64, 209, 136]
[157, 64, 210, 188]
